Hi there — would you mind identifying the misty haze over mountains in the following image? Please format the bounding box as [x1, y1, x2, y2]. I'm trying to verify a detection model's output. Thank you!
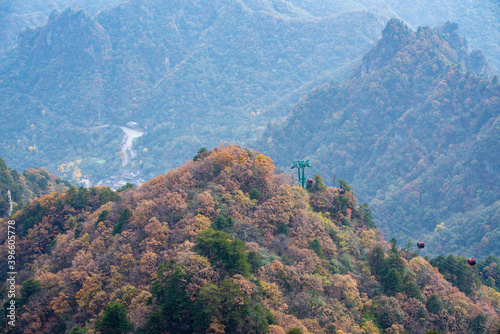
[0, 0, 498, 258]
[2, 0, 499, 71]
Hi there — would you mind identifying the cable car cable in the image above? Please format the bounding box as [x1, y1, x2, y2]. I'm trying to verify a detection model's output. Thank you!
[306, 166, 500, 277]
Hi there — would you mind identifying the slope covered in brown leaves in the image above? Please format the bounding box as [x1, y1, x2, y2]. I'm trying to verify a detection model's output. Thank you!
[0, 145, 499, 334]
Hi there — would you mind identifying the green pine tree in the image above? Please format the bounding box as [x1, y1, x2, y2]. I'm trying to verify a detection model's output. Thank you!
[95, 302, 133, 334]
[382, 268, 402, 296]
[426, 294, 444, 314]
[368, 245, 387, 277]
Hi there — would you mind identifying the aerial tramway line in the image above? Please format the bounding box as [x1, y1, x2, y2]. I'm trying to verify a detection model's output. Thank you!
[291, 160, 498, 273]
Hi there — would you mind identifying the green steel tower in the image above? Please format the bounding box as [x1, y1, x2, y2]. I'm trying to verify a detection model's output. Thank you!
[291, 160, 311, 188]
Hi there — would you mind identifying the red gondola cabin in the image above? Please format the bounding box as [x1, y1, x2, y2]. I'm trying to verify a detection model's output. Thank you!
[468, 258, 476, 266]
[417, 242, 425, 249]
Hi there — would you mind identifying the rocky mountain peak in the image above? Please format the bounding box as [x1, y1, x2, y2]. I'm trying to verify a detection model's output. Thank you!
[435, 21, 467, 58]
[356, 19, 495, 79]
[18, 8, 112, 65]
[381, 18, 412, 39]
[357, 19, 415, 76]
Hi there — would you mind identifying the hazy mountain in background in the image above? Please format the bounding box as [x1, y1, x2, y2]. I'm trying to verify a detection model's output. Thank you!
[287, 0, 500, 72]
[261, 19, 499, 258]
[0, 0, 121, 56]
[125, 0, 387, 171]
[0, 8, 124, 180]
[0, 0, 498, 178]
[0, 0, 386, 178]
[2, 0, 498, 70]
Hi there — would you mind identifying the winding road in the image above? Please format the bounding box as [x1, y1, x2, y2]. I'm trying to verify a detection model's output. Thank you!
[119, 126, 144, 166]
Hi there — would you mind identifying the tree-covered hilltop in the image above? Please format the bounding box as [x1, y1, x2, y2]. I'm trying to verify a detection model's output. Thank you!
[1, 145, 499, 333]
[0, 157, 71, 218]
[260, 19, 499, 259]
[0, 1, 386, 180]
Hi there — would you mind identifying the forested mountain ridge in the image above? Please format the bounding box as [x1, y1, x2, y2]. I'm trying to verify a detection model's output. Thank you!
[1, 145, 499, 333]
[2, 0, 499, 72]
[0, 157, 71, 218]
[0, 0, 121, 57]
[1, 0, 498, 185]
[0, 1, 386, 181]
[0, 8, 124, 180]
[260, 19, 500, 259]
[285, 0, 500, 73]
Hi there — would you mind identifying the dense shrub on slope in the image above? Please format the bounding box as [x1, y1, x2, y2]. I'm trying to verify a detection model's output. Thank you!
[0, 145, 499, 333]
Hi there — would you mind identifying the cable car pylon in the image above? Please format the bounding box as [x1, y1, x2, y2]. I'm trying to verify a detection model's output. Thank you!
[291, 160, 311, 188]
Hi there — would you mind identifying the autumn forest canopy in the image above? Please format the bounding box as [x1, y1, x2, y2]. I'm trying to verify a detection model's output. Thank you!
[0, 146, 499, 333]
[0, 0, 499, 333]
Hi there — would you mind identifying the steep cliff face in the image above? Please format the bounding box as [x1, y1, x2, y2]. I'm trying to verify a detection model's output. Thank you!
[261, 19, 500, 258]
[19, 9, 112, 61]
[467, 49, 496, 78]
